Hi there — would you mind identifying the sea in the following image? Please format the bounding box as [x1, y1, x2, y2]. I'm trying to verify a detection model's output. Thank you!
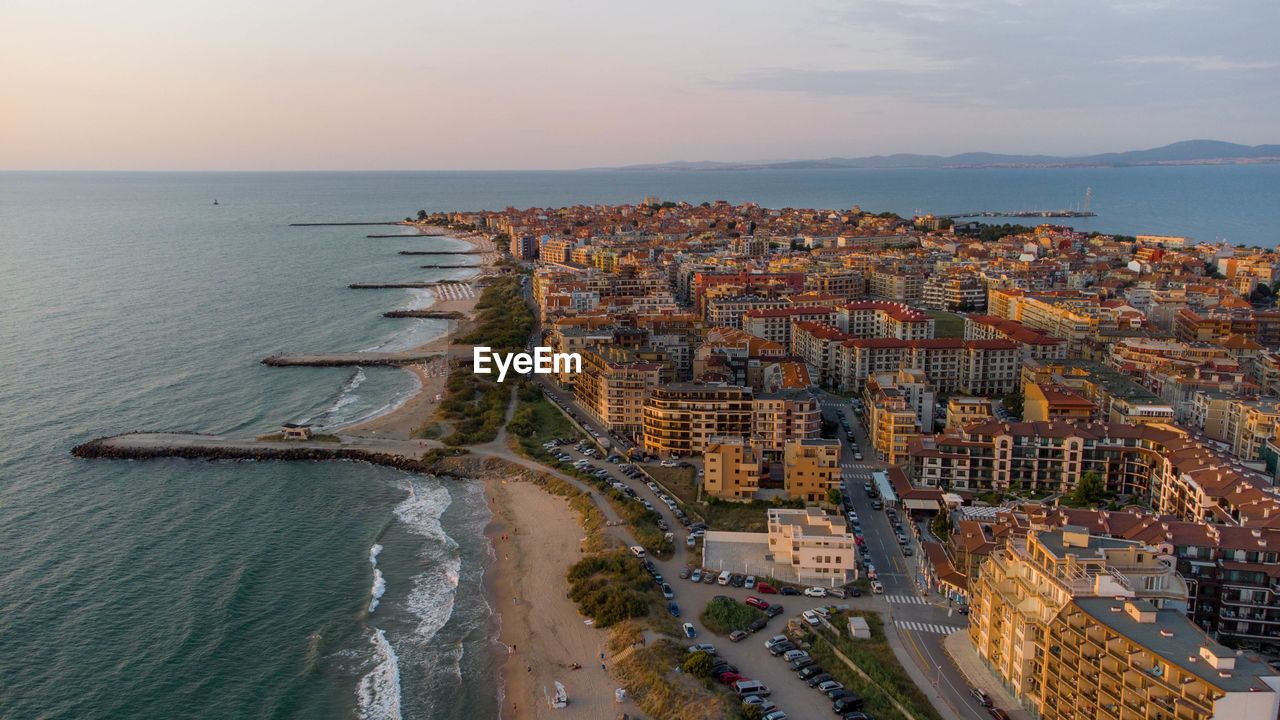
[1, 164, 1278, 720]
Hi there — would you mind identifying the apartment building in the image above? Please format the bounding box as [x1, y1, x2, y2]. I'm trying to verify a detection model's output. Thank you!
[767, 507, 859, 584]
[742, 306, 836, 348]
[703, 436, 762, 500]
[969, 528, 1280, 720]
[864, 370, 936, 466]
[751, 390, 822, 457]
[988, 288, 1100, 356]
[922, 273, 987, 312]
[1224, 400, 1280, 463]
[1024, 383, 1098, 422]
[509, 234, 538, 260]
[783, 438, 841, 502]
[960, 340, 1021, 396]
[965, 315, 1068, 361]
[573, 346, 662, 436]
[703, 295, 786, 329]
[642, 383, 754, 457]
[868, 269, 924, 305]
[836, 301, 935, 340]
[946, 397, 992, 430]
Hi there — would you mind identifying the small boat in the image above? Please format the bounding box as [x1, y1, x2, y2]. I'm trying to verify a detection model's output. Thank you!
[552, 681, 568, 708]
[213, 199, 219, 205]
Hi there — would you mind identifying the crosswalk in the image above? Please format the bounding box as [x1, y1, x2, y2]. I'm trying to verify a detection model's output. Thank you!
[886, 594, 926, 605]
[841, 463, 871, 471]
[895, 619, 965, 635]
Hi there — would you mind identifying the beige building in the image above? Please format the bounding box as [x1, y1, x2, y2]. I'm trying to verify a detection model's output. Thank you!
[945, 397, 992, 430]
[767, 507, 858, 584]
[573, 346, 662, 436]
[703, 436, 762, 500]
[642, 383, 753, 457]
[751, 390, 822, 457]
[969, 528, 1280, 720]
[783, 438, 840, 502]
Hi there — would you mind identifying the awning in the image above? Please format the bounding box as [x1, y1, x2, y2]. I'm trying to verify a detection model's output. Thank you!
[904, 498, 940, 511]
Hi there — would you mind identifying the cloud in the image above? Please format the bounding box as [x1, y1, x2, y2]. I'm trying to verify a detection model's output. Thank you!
[1108, 55, 1279, 71]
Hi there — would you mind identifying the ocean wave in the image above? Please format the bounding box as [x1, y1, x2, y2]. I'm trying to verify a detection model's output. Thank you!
[368, 544, 385, 613]
[308, 368, 368, 428]
[327, 370, 422, 430]
[393, 478, 462, 643]
[356, 629, 402, 720]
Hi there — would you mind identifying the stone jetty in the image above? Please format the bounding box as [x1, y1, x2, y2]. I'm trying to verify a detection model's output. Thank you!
[348, 282, 444, 289]
[262, 351, 442, 367]
[396, 250, 487, 255]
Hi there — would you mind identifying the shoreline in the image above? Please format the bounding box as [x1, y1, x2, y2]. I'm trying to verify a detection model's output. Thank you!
[337, 226, 494, 439]
[483, 475, 621, 720]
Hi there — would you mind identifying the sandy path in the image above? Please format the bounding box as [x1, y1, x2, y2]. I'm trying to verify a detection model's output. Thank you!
[486, 479, 623, 720]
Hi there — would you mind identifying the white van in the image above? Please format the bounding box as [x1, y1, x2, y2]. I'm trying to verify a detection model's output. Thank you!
[734, 680, 770, 698]
[630, 546, 646, 558]
[718, 570, 732, 586]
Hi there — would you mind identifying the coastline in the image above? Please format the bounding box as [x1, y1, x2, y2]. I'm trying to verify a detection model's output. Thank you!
[483, 475, 622, 720]
[338, 226, 495, 439]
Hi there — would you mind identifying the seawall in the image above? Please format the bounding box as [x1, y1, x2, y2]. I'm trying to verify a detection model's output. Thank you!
[262, 351, 441, 367]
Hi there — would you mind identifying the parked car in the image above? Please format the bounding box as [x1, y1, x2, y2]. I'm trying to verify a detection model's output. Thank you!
[768, 641, 796, 656]
[782, 649, 809, 662]
[987, 709, 1010, 720]
[711, 662, 739, 676]
[763, 711, 788, 720]
[870, 580, 884, 594]
[717, 671, 743, 684]
[798, 665, 825, 681]
[747, 618, 768, 633]
[802, 610, 821, 627]
[765, 604, 784, 618]
[679, 567, 691, 579]
[902, 546, 914, 556]
[690, 569, 702, 582]
[832, 695, 865, 714]
[789, 656, 816, 670]
[743, 697, 777, 714]
[744, 596, 769, 610]
[804, 586, 828, 598]
[971, 689, 993, 707]
[756, 582, 777, 594]
[703, 572, 716, 584]
[687, 643, 715, 654]
[780, 587, 800, 596]
[660, 460, 679, 468]
[729, 630, 748, 643]
[744, 575, 756, 589]
[682, 622, 696, 638]
[806, 672, 834, 688]
[662, 583, 673, 599]
[763, 634, 790, 648]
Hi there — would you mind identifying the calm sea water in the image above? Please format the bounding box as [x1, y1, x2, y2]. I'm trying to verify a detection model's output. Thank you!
[1, 165, 1277, 719]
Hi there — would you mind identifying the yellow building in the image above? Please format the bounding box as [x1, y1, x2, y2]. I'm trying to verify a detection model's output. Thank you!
[1024, 382, 1097, 422]
[703, 436, 762, 500]
[945, 397, 992, 430]
[573, 346, 661, 436]
[766, 507, 858, 584]
[783, 438, 840, 502]
[968, 528, 1280, 720]
[1225, 399, 1280, 462]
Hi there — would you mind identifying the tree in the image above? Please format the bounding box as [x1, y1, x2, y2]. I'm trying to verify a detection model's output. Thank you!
[931, 504, 953, 538]
[1001, 391, 1024, 419]
[416, 209, 428, 221]
[741, 705, 765, 720]
[682, 649, 716, 678]
[826, 487, 843, 507]
[1068, 470, 1106, 507]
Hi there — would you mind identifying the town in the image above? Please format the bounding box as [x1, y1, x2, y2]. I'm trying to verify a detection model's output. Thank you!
[428, 198, 1280, 720]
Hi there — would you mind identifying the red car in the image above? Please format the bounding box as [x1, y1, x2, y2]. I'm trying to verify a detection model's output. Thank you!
[987, 709, 1010, 720]
[744, 596, 770, 610]
[756, 582, 777, 594]
[718, 671, 743, 684]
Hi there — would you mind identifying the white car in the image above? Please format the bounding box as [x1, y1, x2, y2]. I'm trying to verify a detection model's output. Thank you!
[660, 460, 679, 468]
[803, 586, 828, 598]
[802, 610, 820, 627]
[744, 575, 756, 589]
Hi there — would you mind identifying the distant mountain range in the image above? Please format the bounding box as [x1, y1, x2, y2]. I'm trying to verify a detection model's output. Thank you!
[601, 140, 1280, 171]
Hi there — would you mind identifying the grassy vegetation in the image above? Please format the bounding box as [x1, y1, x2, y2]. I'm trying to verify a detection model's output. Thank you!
[434, 371, 509, 445]
[567, 549, 657, 627]
[924, 309, 965, 338]
[611, 636, 747, 720]
[648, 463, 804, 532]
[699, 597, 766, 635]
[804, 611, 943, 720]
[457, 275, 534, 351]
[506, 381, 580, 459]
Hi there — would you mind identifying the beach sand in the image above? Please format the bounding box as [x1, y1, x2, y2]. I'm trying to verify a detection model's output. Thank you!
[486, 478, 630, 720]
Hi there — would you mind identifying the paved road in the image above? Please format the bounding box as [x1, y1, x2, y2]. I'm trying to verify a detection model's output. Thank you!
[817, 391, 989, 720]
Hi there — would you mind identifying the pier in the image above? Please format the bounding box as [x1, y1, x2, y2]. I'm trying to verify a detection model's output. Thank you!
[289, 222, 401, 226]
[940, 210, 1097, 219]
[419, 264, 473, 269]
[262, 351, 442, 367]
[383, 310, 465, 319]
[71, 432, 441, 472]
[397, 250, 487, 255]
[349, 282, 444, 289]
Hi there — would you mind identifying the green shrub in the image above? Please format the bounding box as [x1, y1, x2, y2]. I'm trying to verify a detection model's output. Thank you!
[700, 597, 764, 635]
[682, 650, 715, 678]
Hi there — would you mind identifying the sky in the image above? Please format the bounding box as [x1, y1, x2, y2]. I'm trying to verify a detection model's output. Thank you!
[1, 0, 1277, 170]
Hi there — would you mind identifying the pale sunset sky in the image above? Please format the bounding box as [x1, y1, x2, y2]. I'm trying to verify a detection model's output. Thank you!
[1, 0, 1277, 170]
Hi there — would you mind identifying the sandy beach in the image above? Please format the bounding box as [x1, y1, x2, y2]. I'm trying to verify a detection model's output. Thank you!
[486, 477, 626, 720]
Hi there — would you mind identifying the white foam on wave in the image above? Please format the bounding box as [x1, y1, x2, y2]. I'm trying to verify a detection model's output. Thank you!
[393, 477, 462, 643]
[355, 629, 402, 720]
[309, 368, 369, 428]
[368, 544, 386, 613]
[327, 370, 422, 430]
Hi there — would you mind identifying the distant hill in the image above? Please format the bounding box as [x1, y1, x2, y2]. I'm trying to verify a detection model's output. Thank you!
[602, 140, 1280, 171]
